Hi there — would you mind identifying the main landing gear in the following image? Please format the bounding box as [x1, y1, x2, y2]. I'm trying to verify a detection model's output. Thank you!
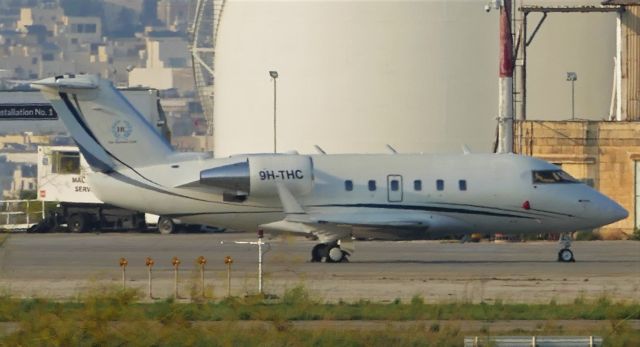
[557, 233, 575, 262]
[311, 242, 350, 263]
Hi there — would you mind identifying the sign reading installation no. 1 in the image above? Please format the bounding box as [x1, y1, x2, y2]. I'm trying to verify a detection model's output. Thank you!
[0, 104, 58, 120]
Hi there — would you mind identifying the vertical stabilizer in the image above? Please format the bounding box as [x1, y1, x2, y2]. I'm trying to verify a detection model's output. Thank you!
[33, 74, 174, 171]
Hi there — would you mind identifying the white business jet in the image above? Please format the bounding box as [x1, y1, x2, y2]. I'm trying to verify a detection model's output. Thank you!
[33, 74, 627, 263]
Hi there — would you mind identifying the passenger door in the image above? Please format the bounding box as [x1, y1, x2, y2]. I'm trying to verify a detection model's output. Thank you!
[387, 175, 403, 202]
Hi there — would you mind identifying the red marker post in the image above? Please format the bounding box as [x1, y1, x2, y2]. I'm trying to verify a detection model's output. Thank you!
[196, 256, 207, 298]
[224, 256, 233, 297]
[119, 257, 128, 290]
[145, 257, 155, 299]
[172, 256, 181, 299]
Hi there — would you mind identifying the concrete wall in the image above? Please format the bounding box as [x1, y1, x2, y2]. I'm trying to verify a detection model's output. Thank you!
[516, 120, 640, 237]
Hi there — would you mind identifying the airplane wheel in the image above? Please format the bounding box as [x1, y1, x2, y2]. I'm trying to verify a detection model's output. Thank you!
[327, 246, 348, 263]
[558, 248, 575, 262]
[311, 244, 327, 262]
[158, 216, 175, 235]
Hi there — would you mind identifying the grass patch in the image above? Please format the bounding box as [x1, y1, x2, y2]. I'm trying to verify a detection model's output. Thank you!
[0, 285, 638, 345]
[4, 321, 638, 347]
[0, 285, 638, 323]
[3, 321, 470, 346]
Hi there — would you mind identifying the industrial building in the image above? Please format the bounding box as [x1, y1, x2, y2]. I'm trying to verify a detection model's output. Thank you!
[513, 0, 640, 236]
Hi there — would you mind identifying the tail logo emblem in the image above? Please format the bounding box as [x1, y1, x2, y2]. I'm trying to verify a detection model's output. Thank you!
[112, 120, 133, 141]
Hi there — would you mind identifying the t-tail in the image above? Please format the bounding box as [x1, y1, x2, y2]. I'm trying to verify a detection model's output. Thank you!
[32, 74, 174, 172]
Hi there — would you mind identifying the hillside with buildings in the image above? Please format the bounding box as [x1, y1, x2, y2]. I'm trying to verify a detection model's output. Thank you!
[0, 0, 208, 199]
[0, 0, 205, 136]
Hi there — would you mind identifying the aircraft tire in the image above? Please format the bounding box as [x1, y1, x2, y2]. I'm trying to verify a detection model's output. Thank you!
[311, 244, 327, 262]
[327, 246, 348, 263]
[158, 216, 175, 235]
[558, 248, 575, 262]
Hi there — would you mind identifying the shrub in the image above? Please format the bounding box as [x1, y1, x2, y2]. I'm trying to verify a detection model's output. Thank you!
[282, 285, 314, 306]
[410, 294, 424, 306]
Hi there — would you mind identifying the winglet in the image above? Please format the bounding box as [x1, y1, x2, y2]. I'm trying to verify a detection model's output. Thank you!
[276, 183, 306, 215]
[462, 144, 472, 155]
[386, 144, 398, 154]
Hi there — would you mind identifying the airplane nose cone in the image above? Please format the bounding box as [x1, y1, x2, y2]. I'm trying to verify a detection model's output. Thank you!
[597, 197, 628, 225]
[611, 201, 629, 222]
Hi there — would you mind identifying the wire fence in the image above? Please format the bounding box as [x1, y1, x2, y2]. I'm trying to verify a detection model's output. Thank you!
[465, 335, 602, 347]
[0, 199, 46, 231]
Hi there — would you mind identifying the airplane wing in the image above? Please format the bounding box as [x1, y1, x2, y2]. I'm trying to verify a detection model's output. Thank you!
[292, 210, 431, 228]
[259, 184, 471, 244]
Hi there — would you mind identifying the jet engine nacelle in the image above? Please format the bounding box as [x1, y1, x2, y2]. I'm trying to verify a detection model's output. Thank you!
[199, 155, 314, 199]
[248, 155, 314, 197]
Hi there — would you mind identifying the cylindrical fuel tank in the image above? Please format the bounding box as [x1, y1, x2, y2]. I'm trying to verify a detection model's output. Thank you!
[213, 0, 614, 156]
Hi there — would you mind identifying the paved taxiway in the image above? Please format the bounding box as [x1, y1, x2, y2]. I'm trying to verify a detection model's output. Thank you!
[0, 233, 638, 303]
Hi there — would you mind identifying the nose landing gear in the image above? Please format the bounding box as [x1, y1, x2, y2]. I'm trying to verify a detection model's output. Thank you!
[557, 233, 575, 262]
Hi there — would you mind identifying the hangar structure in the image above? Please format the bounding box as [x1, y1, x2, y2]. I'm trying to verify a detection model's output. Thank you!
[514, 0, 640, 236]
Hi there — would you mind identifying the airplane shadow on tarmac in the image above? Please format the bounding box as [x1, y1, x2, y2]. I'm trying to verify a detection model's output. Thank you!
[345, 260, 638, 265]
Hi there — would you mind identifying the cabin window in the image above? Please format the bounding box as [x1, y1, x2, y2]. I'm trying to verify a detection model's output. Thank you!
[52, 151, 80, 174]
[414, 180, 422, 191]
[368, 180, 376, 191]
[436, 179, 444, 191]
[459, 180, 467, 191]
[532, 170, 579, 184]
[390, 179, 399, 191]
[345, 180, 353, 191]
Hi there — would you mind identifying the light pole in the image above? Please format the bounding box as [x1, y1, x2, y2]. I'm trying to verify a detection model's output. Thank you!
[269, 70, 278, 153]
[566, 72, 577, 120]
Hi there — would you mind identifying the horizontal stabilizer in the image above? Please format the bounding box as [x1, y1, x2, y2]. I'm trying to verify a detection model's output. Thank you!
[32, 75, 98, 90]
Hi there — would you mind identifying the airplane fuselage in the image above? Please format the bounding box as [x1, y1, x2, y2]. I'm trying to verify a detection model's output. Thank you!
[88, 152, 624, 239]
[32, 74, 628, 262]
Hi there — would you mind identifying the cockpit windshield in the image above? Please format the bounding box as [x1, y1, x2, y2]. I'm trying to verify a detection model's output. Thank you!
[532, 170, 579, 184]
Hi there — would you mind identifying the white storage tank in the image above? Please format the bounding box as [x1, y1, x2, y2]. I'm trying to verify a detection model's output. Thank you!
[213, 0, 615, 157]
